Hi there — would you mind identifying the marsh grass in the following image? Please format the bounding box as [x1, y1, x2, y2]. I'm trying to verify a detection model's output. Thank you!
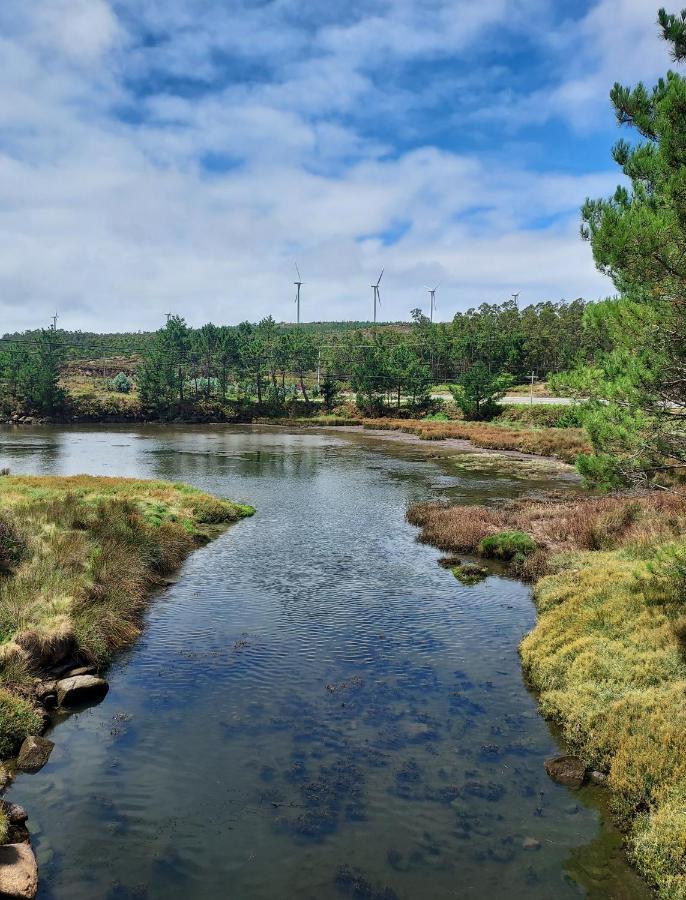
[0, 475, 253, 760]
[407, 491, 686, 896]
[359, 418, 590, 463]
[261, 413, 589, 463]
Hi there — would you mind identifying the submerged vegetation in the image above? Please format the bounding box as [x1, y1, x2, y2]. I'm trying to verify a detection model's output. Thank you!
[0, 475, 253, 757]
[408, 491, 686, 896]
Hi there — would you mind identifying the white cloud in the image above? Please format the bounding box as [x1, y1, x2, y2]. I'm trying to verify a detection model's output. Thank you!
[0, 0, 651, 333]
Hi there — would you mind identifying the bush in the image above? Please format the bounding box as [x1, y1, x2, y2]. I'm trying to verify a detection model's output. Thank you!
[497, 404, 584, 428]
[478, 530, 538, 560]
[111, 372, 132, 394]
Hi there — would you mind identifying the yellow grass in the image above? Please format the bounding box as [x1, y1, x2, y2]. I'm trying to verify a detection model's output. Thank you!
[407, 492, 686, 897]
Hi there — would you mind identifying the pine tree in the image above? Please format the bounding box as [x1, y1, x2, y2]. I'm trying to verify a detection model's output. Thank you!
[569, 7, 686, 486]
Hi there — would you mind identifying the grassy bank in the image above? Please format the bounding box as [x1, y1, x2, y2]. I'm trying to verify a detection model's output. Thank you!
[407, 493, 686, 897]
[266, 414, 590, 464]
[0, 475, 253, 759]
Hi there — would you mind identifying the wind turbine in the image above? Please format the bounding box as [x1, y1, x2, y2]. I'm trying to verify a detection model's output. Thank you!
[428, 285, 439, 323]
[372, 269, 384, 324]
[294, 263, 303, 325]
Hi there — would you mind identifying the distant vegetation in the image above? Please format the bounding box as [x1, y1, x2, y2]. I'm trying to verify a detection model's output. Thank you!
[0, 298, 600, 423]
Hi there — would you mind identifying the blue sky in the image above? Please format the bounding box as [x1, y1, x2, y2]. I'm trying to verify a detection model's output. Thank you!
[0, 0, 672, 330]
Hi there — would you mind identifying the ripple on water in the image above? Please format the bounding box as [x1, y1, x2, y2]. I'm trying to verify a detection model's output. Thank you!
[0, 425, 649, 900]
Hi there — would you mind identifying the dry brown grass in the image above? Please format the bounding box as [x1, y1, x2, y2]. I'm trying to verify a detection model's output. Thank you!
[361, 418, 590, 463]
[407, 492, 686, 568]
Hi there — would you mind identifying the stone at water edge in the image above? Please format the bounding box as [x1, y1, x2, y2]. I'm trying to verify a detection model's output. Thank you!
[522, 837, 541, 851]
[16, 736, 54, 773]
[0, 843, 38, 898]
[544, 755, 586, 789]
[1, 802, 30, 845]
[0, 802, 28, 827]
[65, 666, 97, 678]
[55, 674, 108, 707]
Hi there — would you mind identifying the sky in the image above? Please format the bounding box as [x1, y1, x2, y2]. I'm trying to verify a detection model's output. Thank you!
[0, 0, 673, 331]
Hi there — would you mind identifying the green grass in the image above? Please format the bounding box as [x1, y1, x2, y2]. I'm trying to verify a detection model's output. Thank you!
[478, 530, 537, 560]
[0, 475, 253, 760]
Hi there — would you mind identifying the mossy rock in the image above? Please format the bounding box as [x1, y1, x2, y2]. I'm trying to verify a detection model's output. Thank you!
[479, 530, 537, 560]
[451, 562, 489, 585]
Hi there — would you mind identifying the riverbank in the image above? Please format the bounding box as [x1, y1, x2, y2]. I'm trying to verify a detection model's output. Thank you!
[407, 492, 686, 897]
[257, 414, 590, 465]
[0, 474, 253, 888]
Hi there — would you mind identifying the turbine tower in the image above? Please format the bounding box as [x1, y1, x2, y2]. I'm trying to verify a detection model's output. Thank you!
[372, 269, 384, 324]
[428, 285, 439, 323]
[294, 263, 303, 325]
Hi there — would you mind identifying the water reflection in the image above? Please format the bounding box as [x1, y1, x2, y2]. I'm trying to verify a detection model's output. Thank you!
[0, 425, 647, 899]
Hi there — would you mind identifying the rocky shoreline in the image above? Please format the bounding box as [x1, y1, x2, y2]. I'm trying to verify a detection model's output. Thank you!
[0, 665, 110, 898]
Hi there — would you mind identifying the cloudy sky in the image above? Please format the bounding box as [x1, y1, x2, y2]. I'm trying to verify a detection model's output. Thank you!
[0, 0, 672, 331]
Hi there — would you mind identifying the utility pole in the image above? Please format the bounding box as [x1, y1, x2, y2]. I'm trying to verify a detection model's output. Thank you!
[51, 312, 58, 331]
[317, 348, 321, 389]
[529, 370, 537, 405]
[165, 312, 173, 323]
[512, 292, 520, 307]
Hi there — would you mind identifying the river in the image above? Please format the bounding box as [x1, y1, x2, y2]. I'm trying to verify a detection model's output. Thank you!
[0, 425, 648, 899]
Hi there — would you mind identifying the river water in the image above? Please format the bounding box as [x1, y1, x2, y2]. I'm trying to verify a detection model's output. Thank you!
[0, 425, 648, 900]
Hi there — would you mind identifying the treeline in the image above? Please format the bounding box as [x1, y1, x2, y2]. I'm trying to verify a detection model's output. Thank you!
[0, 298, 604, 417]
[133, 298, 600, 417]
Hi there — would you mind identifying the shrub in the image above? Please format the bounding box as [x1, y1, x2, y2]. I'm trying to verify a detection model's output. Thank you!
[111, 372, 132, 394]
[497, 404, 584, 428]
[479, 531, 538, 560]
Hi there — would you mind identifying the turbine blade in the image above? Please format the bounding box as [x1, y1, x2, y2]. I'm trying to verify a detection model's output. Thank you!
[376, 268, 384, 286]
[295, 262, 301, 280]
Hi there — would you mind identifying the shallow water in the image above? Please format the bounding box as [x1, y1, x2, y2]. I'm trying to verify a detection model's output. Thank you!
[0, 425, 648, 899]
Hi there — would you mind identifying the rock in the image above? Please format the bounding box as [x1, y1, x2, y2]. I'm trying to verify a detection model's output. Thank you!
[65, 666, 96, 678]
[543, 755, 586, 789]
[0, 843, 38, 898]
[16, 736, 54, 773]
[1, 802, 28, 826]
[1, 802, 30, 843]
[33, 680, 56, 702]
[0, 764, 11, 790]
[55, 674, 108, 707]
[590, 770, 608, 785]
[522, 836, 541, 851]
